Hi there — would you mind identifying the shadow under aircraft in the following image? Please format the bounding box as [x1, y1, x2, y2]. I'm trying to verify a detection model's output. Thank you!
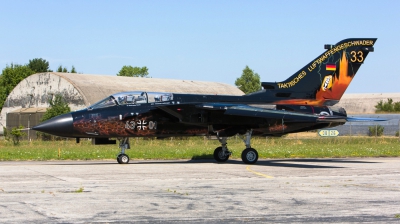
[33, 38, 382, 164]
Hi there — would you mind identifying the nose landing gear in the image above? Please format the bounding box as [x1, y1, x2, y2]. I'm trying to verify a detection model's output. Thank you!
[117, 137, 130, 164]
[117, 153, 130, 164]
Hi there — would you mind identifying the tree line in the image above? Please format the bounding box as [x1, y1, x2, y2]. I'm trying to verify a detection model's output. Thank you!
[0, 58, 79, 109]
[0, 58, 153, 108]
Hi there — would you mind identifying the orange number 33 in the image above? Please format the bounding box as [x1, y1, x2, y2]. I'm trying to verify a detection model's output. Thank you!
[350, 51, 364, 63]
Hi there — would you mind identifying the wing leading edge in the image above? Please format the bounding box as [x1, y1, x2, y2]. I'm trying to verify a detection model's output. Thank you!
[223, 105, 346, 123]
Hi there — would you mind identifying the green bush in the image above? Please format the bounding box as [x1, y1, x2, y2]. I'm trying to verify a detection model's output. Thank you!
[375, 98, 400, 112]
[395, 102, 400, 112]
[396, 131, 399, 137]
[3, 127, 8, 140]
[38, 94, 71, 141]
[368, 125, 384, 136]
[10, 125, 26, 145]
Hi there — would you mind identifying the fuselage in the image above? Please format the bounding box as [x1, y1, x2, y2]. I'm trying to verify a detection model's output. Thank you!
[33, 91, 347, 138]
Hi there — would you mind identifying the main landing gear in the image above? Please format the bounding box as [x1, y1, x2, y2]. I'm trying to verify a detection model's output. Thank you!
[213, 133, 231, 162]
[117, 137, 130, 164]
[213, 129, 259, 164]
[239, 130, 258, 164]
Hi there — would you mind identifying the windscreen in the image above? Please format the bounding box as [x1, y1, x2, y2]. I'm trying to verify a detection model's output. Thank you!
[89, 96, 117, 110]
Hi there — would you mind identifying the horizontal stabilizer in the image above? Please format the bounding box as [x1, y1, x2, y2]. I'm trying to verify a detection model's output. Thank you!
[346, 117, 387, 122]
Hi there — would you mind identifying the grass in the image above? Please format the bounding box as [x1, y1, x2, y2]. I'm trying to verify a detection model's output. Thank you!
[0, 136, 399, 161]
[74, 187, 84, 193]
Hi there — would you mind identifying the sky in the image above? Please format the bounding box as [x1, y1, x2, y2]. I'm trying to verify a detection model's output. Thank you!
[1, 0, 399, 93]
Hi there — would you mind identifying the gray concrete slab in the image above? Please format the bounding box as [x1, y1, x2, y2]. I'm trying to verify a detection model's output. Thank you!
[0, 158, 400, 223]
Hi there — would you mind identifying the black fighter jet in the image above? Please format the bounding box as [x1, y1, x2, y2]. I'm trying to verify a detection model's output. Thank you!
[33, 38, 380, 164]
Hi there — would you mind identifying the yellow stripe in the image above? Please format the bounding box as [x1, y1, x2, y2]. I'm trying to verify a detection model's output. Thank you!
[246, 166, 274, 178]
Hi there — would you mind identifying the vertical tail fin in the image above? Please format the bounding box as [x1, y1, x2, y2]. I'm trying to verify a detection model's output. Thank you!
[262, 38, 377, 106]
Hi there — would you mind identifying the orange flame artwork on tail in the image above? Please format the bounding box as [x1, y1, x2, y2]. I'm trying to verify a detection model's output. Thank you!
[316, 51, 353, 101]
[275, 51, 354, 106]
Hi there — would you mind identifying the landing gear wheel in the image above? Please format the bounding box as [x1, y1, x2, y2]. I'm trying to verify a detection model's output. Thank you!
[241, 148, 258, 164]
[213, 147, 229, 162]
[117, 154, 130, 164]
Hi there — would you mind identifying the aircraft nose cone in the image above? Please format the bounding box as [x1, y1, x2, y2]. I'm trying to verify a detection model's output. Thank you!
[32, 113, 73, 137]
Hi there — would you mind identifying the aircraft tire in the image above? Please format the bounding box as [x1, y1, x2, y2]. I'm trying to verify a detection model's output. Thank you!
[241, 148, 258, 164]
[117, 154, 130, 164]
[213, 147, 229, 162]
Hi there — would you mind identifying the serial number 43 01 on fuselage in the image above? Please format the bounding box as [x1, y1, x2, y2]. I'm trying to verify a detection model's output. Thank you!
[33, 38, 383, 164]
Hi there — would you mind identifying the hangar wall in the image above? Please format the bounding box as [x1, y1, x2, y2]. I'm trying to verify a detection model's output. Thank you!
[336, 93, 400, 114]
[0, 73, 86, 137]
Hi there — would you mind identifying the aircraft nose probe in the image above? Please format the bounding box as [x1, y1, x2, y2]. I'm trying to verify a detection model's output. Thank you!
[32, 113, 74, 137]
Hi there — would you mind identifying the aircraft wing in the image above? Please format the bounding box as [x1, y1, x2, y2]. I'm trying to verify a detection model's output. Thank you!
[194, 103, 347, 123]
[195, 104, 388, 123]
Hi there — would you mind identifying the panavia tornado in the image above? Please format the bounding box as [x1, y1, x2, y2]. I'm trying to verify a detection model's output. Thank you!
[33, 38, 381, 164]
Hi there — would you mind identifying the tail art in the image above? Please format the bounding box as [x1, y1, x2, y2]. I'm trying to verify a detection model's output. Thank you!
[262, 38, 377, 106]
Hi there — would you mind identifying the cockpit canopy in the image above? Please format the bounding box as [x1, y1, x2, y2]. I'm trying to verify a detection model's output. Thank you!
[88, 91, 173, 110]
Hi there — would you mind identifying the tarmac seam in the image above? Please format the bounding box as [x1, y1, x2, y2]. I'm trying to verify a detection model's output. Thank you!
[24, 167, 66, 181]
[246, 166, 274, 178]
